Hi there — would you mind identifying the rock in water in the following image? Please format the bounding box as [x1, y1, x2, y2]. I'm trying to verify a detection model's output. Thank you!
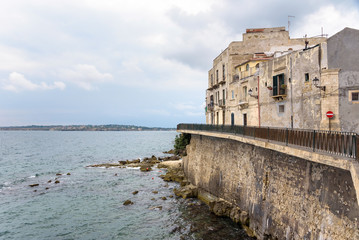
[173, 184, 198, 199]
[29, 184, 39, 187]
[132, 191, 139, 195]
[123, 200, 134, 205]
[140, 165, 152, 172]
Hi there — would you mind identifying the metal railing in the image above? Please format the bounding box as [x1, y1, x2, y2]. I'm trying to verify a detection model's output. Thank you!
[239, 67, 259, 79]
[177, 124, 358, 160]
[218, 99, 225, 107]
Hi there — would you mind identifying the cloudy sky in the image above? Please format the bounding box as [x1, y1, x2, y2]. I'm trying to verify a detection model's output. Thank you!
[1, 0, 359, 127]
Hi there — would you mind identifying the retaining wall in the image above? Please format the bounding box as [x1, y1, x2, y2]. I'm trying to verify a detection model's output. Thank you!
[183, 134, 359, 239]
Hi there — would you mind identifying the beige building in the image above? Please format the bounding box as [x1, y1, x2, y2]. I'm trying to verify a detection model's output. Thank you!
[205, 27, 359, 133]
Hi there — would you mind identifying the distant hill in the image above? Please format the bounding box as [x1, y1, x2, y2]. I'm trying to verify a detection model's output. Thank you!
[0, 125, 176, 131]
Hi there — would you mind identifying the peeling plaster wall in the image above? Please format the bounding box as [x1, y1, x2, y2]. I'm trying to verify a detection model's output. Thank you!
[327, 28, 359, 133]
[184, 135, 359, 239]
[259, 46, 323, 129]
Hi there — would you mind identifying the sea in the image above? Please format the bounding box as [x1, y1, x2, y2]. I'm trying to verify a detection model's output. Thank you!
[0, 131, 253, 240]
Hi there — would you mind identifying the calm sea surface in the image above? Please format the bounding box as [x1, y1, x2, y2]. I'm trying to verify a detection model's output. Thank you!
[0, 131, 253, 240]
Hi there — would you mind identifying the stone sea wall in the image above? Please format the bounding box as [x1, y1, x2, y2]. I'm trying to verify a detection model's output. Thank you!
[183, 134, 359, 239]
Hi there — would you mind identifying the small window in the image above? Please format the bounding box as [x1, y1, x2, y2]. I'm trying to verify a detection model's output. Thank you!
[305, 73, 309, 82]
[216, 70, 219, 83]
[350, 91, 359, 102]
[222, 64, 225, 80]
[353, 92, 359, 101]
[246, 64, 249, 71]
[231, 90, 234, 99]
[279, 105, 285, 113]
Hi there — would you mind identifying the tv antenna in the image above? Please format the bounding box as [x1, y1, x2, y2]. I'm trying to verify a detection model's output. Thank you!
[288, 15, 295, 34]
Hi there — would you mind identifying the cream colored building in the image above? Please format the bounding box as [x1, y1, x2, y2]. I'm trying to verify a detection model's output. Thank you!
[206, 27, 359, 133]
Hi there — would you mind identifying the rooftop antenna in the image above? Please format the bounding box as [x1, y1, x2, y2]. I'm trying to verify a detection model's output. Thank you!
[288, 15, 295, 35]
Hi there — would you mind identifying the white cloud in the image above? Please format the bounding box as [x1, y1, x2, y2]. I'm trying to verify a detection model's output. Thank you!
[60, 64, 113, 90]
[1, 72, 66, 92]
[0, 0, 358, 126]
[292, 5, 359, 38]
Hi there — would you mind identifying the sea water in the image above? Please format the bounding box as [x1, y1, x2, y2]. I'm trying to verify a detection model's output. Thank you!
[0, 131, 253, 240]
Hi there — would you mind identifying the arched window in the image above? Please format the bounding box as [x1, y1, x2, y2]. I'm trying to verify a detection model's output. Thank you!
[255, 63, 259, 69]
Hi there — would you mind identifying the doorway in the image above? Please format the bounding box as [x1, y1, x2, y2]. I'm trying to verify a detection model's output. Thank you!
[231, 113, 234, 126]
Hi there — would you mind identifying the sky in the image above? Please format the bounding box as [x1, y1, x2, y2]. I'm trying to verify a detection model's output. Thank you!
[0, 0, 359, 128]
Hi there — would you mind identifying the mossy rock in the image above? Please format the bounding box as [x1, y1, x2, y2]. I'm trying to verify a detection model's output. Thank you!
[140, 166, 152, 172]
[123, 200, 134, 205]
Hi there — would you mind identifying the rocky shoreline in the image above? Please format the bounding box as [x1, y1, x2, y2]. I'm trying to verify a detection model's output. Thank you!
[87, 153, 181, 171]
[88, 150, 255, 239]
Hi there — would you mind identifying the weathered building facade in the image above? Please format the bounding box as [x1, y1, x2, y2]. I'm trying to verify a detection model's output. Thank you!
[206, 27, 359, 133]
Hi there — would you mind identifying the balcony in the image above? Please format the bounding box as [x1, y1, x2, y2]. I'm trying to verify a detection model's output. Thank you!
[218, 76, 226, 85]
[238, 98, 249, 109]
[207, 103, 214, 112]
[219, 99, 225, 107]
[239, 67, 259, 80]
[271, 86, 287, 102]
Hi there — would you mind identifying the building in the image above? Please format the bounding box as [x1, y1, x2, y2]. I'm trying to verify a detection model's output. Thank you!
[205, 27, 359, 133]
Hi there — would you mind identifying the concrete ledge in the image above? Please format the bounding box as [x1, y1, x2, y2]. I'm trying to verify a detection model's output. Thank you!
[179, 129, 359, 206]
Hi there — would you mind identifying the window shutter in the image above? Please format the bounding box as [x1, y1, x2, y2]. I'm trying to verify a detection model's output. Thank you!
[273, 75, 278, 96]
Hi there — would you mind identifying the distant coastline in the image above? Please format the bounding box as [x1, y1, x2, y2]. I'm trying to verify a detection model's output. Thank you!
[0, 124, 176, 131]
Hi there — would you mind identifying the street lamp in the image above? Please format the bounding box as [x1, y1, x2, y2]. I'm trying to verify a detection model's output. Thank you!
[313, 77, 326, 91]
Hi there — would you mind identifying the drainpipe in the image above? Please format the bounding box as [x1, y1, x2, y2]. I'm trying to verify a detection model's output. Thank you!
[290, 56, 293, 129]
[258, 76, 261, 127]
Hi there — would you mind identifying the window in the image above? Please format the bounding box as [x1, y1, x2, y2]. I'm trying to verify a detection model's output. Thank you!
[279, 105, 285, 113]
[246, 64, 249, 71]
[273, 73, 285, 96]
[255, 63, 259, 69]
[222, 89, 225, 105]
[211, 74, 213, 86]
[231, 90, 234, 99]
[222, 64, 225, 80]
[216, 70, 219, 83]
[353, 92, 359, 101]
[305, 73, 309, 82]
[243, 86, 247, 101]
[349, 90, 359, 103]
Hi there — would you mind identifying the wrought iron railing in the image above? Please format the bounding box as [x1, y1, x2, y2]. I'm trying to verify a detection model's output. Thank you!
[177, 124, 358, 160]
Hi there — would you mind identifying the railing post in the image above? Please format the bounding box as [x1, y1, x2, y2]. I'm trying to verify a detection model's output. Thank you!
[313, 130, 316, 152]
[286, 128, 288, 146]
[356, 134, 359, 161]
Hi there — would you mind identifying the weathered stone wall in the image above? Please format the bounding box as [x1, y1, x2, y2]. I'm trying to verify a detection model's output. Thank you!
[184, 134, 359, 239]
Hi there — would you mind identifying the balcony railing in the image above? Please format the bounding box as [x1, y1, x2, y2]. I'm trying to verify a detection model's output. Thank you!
[239, 67, 259, 80]
[207, 103, 214, 111]
[177, 124, 359, 161]
[219, 99, 225, 107]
